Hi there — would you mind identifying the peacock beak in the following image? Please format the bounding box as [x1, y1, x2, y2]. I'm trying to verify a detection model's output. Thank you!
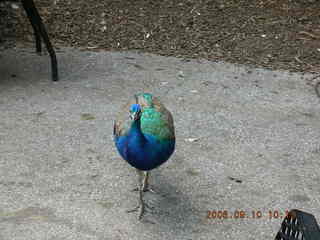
[130, 112, 137, 121]
[130, 110, 141, 121]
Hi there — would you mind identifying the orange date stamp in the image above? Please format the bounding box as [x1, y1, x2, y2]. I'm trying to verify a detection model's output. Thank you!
[206, 210, 290, 220]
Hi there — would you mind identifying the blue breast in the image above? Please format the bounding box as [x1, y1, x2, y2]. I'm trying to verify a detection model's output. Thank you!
[114, 133, 175, 171]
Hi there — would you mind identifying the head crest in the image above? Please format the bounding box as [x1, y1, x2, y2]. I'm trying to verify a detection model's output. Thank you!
[130, 104, 141, 113]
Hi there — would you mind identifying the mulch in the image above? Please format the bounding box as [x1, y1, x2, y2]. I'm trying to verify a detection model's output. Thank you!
[1, 0, 320, 76]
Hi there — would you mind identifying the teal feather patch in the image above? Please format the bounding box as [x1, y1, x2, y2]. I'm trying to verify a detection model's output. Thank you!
[114, 93, 175, 141]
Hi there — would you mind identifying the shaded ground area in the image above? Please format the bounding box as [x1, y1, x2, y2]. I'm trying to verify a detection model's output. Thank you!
[1, 0, 320, 73]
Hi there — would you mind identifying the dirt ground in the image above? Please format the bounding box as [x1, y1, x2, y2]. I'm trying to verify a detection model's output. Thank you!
[1, 0, 320, 75]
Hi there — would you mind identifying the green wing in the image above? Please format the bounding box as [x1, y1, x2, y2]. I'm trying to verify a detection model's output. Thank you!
[114, 93, 175, 141]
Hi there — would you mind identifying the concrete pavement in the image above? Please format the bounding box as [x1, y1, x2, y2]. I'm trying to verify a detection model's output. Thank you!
[0, 47, 319, 239]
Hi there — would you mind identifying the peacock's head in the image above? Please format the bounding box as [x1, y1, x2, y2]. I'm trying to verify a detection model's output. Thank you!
[129, 104, 142, 121]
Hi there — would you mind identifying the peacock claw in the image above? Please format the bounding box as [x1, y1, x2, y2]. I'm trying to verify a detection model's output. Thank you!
[127, 205, 140, 213]
[127, 201, 153, 220]
[131, 186, 157, 193]
[127, 202, 154, 212]
[144, 187, 156, 193]
[131, 187, 139, 192]
[145, 202, 154, 210]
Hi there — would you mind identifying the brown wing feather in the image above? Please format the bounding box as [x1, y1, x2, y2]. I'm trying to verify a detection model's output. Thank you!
[114, 99, 135, 138]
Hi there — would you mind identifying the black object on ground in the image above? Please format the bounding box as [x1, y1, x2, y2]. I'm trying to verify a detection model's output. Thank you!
[1, 0, 58, 81]
[275, 209, 320, 240]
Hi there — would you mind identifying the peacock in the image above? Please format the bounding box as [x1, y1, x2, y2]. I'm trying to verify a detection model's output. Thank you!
[113, 93, 175, 219]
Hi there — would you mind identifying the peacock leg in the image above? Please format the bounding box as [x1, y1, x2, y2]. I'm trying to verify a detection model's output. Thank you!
[131, 170, 156, 193]
[131, 169, 143, 192]
[127, 170, 153, 220]
[142, 171, 156, 193]
[138, 179, 145, 219]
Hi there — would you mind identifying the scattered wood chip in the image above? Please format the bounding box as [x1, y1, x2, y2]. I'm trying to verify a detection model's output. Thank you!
[160, 81, 168, 86]
[299, 31, 320, 39]
[11, 3, 19, 9]
[81, 113, 95, 120]
[184, 137, 200, 142]
[186, 168, 200, 176]
[128, 63, 145, 70]
[228, 176, 242, 183]
[87, 46, 99, 49]
[294, 56, 303, 64]
[178, 71, 184, 78]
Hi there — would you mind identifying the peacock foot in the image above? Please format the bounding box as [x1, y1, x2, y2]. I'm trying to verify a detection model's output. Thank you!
[131, 186, 157, 193]
[127, 201, 154, 220]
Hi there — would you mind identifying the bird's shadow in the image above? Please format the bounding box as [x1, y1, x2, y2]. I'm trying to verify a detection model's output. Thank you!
[140, 167, 204, 234]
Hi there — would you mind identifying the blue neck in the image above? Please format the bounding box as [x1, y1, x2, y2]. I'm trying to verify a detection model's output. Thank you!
[129, 119, 146, 143]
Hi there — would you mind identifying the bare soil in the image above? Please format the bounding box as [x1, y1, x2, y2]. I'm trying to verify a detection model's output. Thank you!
[1, 0, 320, 74]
